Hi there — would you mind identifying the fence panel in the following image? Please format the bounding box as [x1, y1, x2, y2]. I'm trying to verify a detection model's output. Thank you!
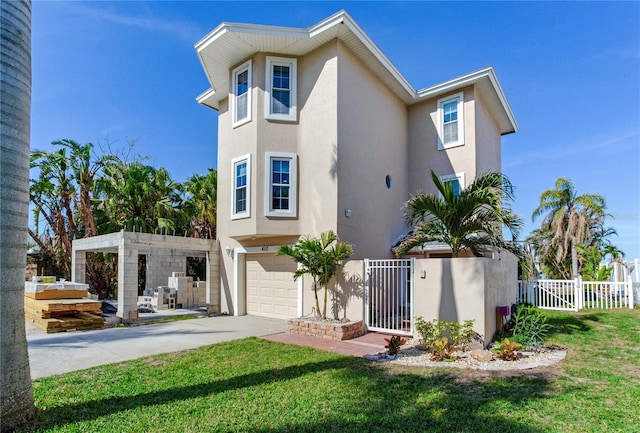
[517, 278, 634, 311]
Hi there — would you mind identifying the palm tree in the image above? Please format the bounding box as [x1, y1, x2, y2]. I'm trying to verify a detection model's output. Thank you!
[182, 169, 217, 239]
[395, 170, 523, 258]
[0, 0, 36, 429]
[531, 177, 606, 278]
[96, 161, 185, 234]
[277, 231, 353, 319]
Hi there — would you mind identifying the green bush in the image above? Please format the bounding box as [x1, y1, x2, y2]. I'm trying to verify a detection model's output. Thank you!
[414, 317, 476, 347]
[511, 304, 550, 346]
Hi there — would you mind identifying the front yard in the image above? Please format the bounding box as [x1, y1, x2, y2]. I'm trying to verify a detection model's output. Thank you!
[24, 310, 640, 432]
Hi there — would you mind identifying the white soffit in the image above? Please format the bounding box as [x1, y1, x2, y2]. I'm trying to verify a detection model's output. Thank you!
[195, 10, 518, 134]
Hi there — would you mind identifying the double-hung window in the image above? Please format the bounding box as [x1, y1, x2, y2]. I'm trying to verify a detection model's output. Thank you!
[231, 154, 251, 219]
[437, 92, 464, 149]
[265, 152, 297, 217]
[265, 57, 297, 121]
[232, 60, 252, 127]
[439, 172, 465, 198]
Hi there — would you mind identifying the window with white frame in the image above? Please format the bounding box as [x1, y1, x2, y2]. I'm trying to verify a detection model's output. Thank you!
[231, 154, 251, 219]
[437, 92, 464, 149]
[265, 57, 297, 121]
[439, 172, 465, 198]
[265, 152, 297, 217]
[232, 60, 252, 127]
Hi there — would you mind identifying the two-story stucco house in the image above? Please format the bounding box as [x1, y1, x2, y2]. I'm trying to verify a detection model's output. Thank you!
[195, 10, 518, 321]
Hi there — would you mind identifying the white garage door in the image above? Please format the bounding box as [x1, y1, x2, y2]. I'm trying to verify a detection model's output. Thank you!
[246, 254, 298, 319]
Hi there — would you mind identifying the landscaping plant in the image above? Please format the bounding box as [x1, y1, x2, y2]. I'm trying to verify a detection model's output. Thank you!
[414, 317, 476, 348]
[384, 336, 406, 355]
[277, 231, 353, 319]
[511, 304, 550, 346]
[491, 338, 522, 361]
[430, 336, 457, 362]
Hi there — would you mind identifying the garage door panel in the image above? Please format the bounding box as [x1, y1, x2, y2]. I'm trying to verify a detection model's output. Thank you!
[246, 254, 298, 319]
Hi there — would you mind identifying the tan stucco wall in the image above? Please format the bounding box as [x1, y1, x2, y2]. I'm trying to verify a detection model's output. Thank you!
[408, 86, 478, 196]
[482, 250, 518, 341]
[335, 41, 409, 259]
[412, 254, 517, 345]
[473, 90, 502, 175]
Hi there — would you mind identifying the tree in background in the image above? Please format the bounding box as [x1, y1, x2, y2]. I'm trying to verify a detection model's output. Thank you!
[1, 0, 37, 429]
[95, 160, 186, 234]
[528, 177, 622, 280]
[277, 231, 353, 319]
[29, 141, 217, 299]
[395, 170, 523, 259]
[182, 169, 217, 239]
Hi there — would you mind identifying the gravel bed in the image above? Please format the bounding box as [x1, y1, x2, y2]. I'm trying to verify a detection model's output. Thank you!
[364, 339, 567, 371]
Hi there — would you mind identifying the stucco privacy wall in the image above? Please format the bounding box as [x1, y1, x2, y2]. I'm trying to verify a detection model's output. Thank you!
[412, 253, 518, 345]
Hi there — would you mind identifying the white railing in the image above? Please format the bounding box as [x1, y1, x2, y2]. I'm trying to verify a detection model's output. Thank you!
[517, 277, 634, 311]
[364, 258, 414, 336]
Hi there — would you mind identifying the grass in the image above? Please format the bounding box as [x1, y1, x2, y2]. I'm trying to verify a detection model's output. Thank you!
[22, 309, 640, 432]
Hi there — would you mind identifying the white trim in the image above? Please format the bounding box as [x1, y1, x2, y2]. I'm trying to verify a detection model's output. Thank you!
[265, 56, 297, 121]
[231, 154, 251, 220]
[231, 60, 252, 128]
[437, 92, 465, 150]
[264, 152, 298, 217]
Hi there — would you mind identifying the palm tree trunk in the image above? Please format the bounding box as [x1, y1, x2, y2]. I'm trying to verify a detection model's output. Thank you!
[0, 1, 36, 430]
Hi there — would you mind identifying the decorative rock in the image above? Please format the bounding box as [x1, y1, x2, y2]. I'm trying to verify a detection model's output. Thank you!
[470, 350, 494, 362]
[414, 344, 429, 351]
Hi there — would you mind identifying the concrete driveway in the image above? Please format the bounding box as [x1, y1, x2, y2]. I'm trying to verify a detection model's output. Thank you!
[26, 315, 287, 379]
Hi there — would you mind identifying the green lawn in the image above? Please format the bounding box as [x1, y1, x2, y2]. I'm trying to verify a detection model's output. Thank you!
[24, 309, 640, 433]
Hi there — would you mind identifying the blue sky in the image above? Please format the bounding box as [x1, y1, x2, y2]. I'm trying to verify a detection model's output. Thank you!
[31, 1, 639, 258]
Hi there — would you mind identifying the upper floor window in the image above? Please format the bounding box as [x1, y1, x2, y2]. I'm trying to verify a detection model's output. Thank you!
[232, 60, 252, 127]
[265, 152, 297, 217]
[231, 154, 251, 219]
[437, 92, 464, 149]
[265, 57, 297, 121]
[439, 172, 465, 198]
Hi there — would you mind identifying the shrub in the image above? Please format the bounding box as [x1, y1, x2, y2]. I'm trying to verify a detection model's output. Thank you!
[430, 337, 457, 362]
[511, 304, 550, 346]
[384, 336, 406, 355]
[491, 338, 522, 361]
[414, 317, 476, 348]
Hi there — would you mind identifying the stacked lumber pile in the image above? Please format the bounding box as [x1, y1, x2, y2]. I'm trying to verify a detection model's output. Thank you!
[25, 280, 104, 333]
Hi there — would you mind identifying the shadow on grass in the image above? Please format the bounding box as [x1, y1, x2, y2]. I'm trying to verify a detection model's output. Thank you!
[544, 313, 597, 338]
[29, 340, 553, 432]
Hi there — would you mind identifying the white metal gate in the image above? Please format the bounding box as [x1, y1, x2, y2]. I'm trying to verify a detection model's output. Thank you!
[364, 258, 414, 335]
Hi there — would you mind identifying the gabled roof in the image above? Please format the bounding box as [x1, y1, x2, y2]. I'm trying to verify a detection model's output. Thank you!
[195, 10, 518, 135]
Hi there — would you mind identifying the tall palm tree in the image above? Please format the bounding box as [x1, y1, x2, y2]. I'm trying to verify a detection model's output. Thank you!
[395, 170, 523, 258]
[277, 231, 353, 319]
[531, 177, 606, 278]
[0, 0, 36, 430]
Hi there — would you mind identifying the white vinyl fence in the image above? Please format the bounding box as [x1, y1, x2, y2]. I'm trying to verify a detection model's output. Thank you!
[517, 277, 635, 312]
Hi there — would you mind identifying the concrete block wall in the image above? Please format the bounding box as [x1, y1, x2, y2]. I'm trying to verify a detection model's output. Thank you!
[145, 250, 187, 290]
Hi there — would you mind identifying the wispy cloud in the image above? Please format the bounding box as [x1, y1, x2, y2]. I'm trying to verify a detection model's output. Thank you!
[67, 3, 204, 42]
[503, 128, 639, 170]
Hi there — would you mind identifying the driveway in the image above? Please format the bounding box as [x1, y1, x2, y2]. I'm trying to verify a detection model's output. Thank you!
[26, 315, 287, 379]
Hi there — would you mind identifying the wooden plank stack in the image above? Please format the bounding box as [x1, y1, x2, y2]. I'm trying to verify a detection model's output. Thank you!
[25, 280, 104, 333]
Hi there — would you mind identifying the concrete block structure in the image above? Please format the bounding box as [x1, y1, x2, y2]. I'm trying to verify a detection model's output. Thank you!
[72, 231, 218, 322]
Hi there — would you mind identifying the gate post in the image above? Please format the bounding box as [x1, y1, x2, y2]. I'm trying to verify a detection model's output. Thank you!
[574, 276, 582, 311]
[627, 276, 634, 309]
[363, 259, 370, 330]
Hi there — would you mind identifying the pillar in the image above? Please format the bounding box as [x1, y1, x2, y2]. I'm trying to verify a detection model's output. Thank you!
[71, 249, 86, 283]
[117, 244, 139, 322]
